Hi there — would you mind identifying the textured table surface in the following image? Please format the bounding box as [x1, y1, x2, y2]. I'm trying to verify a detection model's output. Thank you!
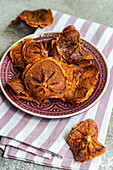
[0, 0, 113, 169]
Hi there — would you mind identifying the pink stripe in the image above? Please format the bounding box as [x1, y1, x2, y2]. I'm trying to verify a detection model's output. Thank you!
[11, 119, 49, 155]
[35, 149, 47, 158]
[0, 92, 6, 105]
[25, 151, 35, 161]
[23, 118, 50, 144]
[80, 160, 92, 169]
[6, 155, 17, 159]
[63, 15, 77, 28]
[17, 141, 29, 150]
[0, 137, 11, 145]
[91, 25, 106, 45]
[7, 146, 18, 157]
[43, 156, 54, 166]
[25, 151, 53, 164]
[79, 20, 92, 37]
[102, 34, 113, 58]
[58, 142, 69, 158]
[0, 106, 17, 130]
[44, 12, 63, 31]
[7, 113, 33, 138]
[41, 118, 70, 150]
[61, 149, 73, 169]
[95, 66, 113, 131]
[34, 149, 48, 157]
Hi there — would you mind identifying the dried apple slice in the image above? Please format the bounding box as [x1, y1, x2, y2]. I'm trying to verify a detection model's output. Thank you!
[7, 72, 43, 104]
[56, 25, 93, 63]
[7, 73, 28, 96]
[74, 65, 99, 103]
[22, 39, 47, 63]
[23, 58, 66, 99]
[78, 65, 99, 89]
[10, 38, 32, 69]
[60, 64, 99, 103]
[11, 9, 53, 28]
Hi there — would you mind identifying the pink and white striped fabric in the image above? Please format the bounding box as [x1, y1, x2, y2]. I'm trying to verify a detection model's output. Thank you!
[0, 10, 113, 169]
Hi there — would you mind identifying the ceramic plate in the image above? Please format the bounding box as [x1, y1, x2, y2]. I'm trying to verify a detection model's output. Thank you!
[0, 32, 110, 119]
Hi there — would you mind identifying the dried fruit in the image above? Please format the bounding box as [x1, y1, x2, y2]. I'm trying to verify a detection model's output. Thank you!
[56, 25, 93, 64]
[10, 38, 33, 69]
[67, 119, 106, 162]
[11, 9, 53, 28]
[22, 39, 47, 63]
[23, 58, 66, 100]
[60, 64, 99, 103]
[7, 73, 27, 96]
[8, 25, 99, 105]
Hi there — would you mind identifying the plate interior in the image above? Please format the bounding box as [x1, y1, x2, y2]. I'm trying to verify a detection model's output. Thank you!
[0, 32, 109, 118]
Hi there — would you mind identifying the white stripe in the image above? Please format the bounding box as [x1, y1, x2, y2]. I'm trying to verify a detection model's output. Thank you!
[32, 119, 59, 147]
[89, 157, 101, 170]
[3, 145, 10, 158]
[49, 114, 82, 154]
[15, 116, 41, 141]
[33, 153, 44, 162]
[84, 101, 100, 120]
[0, 144, 5, 150]
[35, 27, 46, 33]
[74, 18, 86, 32]
[53, 150, 80, 169]
[84, 22, 100, 41]
[0, 100, 11, 119]
[26, 145, 52, 159]
[26, 145, 36, 153]
[16, 148, 27, 158]
[51, 156, 62, 168]
[0, 110, 25, 136]
[107, 49, 113, 70]
[96, 27, 113, 51]
[52, 14, 71, 32]
[43, 152, 52, 159]
[70, 159, 81, 170]
[51, 10, 57, 16]
[9, 138, 19, 146]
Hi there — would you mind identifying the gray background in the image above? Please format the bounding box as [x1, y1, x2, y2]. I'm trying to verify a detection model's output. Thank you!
[0, 0, 113, 169]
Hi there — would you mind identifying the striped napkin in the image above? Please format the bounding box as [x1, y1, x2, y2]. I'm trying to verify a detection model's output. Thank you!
[0, 9, 113, 170]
